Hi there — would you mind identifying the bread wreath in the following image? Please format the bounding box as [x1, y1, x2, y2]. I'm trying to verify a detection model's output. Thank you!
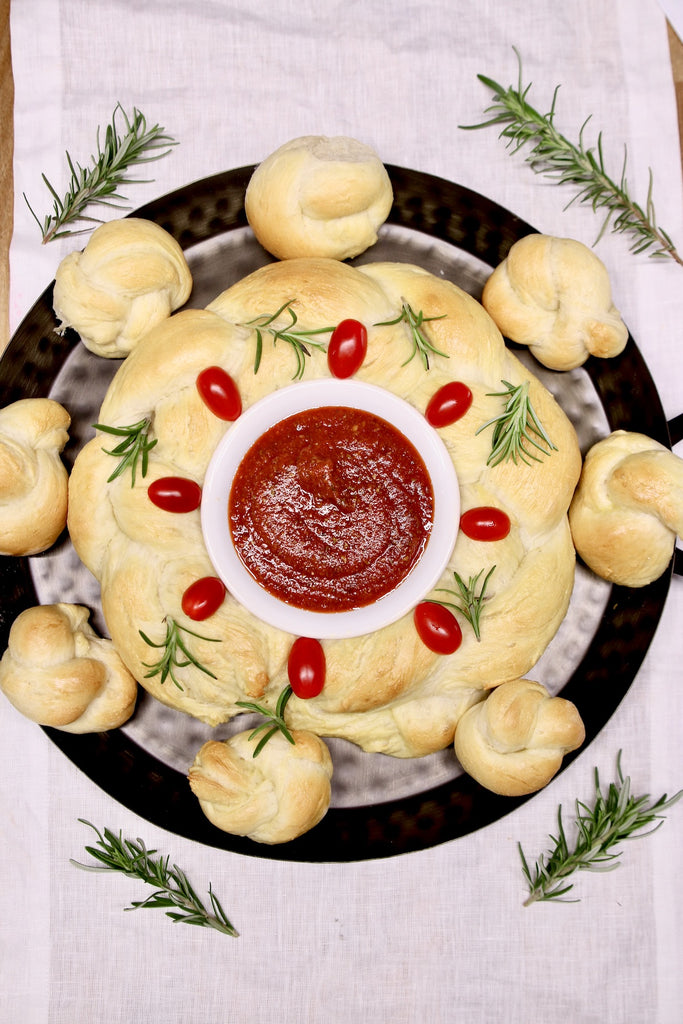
[67, 256, 582, 760]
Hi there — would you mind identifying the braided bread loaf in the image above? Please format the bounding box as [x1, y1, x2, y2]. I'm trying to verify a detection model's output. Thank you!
[0, 398, 70, 555]
[0, 603, 137, 732]
[68, 256, 582, 781]
[569, 430, 683, 586]
[245, 136, 393, 261]
[481, 235, 628, 371]
[53, 218, 192, 358]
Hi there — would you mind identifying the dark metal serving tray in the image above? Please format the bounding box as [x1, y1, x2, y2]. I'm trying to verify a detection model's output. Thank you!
[0, 165, 678, 862]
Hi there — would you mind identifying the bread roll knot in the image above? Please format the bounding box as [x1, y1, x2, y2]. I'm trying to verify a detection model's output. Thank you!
[53, 218, 192, 357]
[0, 603, 137, 731]
[245, 135, 393, 260]
[481, 235, 628, 370]
[0, 398, 70, 555]
[569, 430, 683, 586]
[189, 729, 333, 843]
[453, 678, 585, 796]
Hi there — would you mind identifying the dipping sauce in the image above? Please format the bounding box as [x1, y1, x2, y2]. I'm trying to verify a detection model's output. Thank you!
[228, 406, 434, 612]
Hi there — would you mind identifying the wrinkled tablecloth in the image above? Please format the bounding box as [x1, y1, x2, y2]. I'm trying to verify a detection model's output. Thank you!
[2, 2, 682, 1022]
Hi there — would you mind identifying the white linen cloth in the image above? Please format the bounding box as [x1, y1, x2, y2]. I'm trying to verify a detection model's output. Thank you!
[3, 2, 683, 1021]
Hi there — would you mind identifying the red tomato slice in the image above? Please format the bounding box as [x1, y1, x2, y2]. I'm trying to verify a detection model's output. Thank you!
[425, 381, 473, 427]
[196, 366, 242, 421]
[148, 476, 202, 513]
[287, 636, 326, 698]
[327, 319, 368, 379]
[181, 576, 227, 620]
[414, 602, 462, 655]
[460, 506, 511, 541]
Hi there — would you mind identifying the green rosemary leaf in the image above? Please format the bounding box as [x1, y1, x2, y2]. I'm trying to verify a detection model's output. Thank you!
[245, 719, 276, 740]
[434, 565, 496, 641]
[276, 683, 294, 718]
[235, 684, 296, 755]
[25, 103, 177, 244]
[374, 300, 448, 369]
[461, 49, 683, 266]
[140, 618, 219, 691]
[94, 417, 157, 486]
[241, 300, 334, 379]
[476, 380, 556, 467]
[520, 752, 682, 905]
[252, 726, 280, 757]
[71, 820, 238, 936]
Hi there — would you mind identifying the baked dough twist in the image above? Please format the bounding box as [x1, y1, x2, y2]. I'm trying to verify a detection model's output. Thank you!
[245, 135, 393, 261]
[189, 730, 333, 844]
[569, 430, 683, 586]
[53, 218, 192, 358]
[482, 235, 628, 370]
[0, 398, 70, 555]
[67, 256, 583, 818]
[453, 678, 585, 796]
[0, 603, 137, 732]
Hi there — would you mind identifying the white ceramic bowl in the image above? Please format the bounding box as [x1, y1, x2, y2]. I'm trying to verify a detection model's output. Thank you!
[201, 379, 459, 639]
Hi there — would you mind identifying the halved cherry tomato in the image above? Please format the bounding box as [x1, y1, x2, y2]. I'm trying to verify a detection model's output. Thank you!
[287, 636, 326, 698]
[181, 576, 227, 620]
[460, 506, 511, 541]
[148, 476, 202, 513]
[196, 366, 242, 421]
[327, 319, 368, 379]
[425, 381, 473, 427]
[414, 602, 462, 655]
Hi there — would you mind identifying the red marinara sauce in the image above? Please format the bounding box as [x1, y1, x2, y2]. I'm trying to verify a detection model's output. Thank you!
[228, 406, 434, 612]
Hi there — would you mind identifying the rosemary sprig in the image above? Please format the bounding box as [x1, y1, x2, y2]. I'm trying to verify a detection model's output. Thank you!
[25, 103, 177, 244]
[461, 49, 683, 265]
[375, 300, 448, 369]
[235, 684, 296, 757]
[241, 300, 334, 380]
[94, 417, 157, 486]
[520, 752, 682, 905]
[434, 565, 496, 641]
[139, 618, 219, 691]
[71, 820, 238, 936]
[476, 380, 556, 466]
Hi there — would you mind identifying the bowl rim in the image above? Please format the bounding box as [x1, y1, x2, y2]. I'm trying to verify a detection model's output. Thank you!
[200, 378, 460, 639]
